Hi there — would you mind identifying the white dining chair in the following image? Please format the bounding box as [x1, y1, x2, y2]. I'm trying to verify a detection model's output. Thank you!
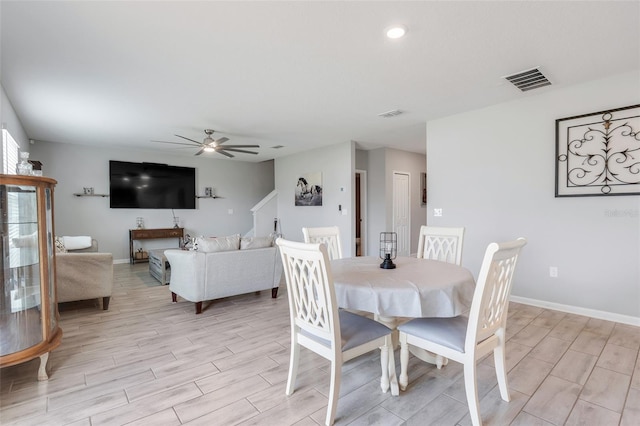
[302, 226, 343, 260]
[398, 237, 526, 426]
[416, 225, 465, 265]
[276, 238, 396, 426]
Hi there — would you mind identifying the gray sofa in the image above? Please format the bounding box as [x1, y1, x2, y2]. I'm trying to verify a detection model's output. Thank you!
[56, 239, 114, 310]
[165, 236, 282, 314]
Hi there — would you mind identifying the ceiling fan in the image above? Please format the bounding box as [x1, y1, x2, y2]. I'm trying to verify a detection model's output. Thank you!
[151, 129, 260, 158]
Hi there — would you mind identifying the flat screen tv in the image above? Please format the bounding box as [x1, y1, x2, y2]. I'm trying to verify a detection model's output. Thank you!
[109, 161, 196, 209]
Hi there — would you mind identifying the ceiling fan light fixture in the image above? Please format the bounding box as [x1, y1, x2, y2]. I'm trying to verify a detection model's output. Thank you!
[203, 146, 215, 152]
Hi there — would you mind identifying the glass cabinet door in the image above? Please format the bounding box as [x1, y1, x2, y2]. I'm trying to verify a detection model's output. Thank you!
[0, 183, 43, 356]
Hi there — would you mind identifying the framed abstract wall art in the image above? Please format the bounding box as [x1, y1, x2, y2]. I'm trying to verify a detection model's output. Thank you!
[555, 104, 640, 197]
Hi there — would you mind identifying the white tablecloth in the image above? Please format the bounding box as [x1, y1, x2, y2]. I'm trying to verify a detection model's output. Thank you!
[331, 256, 476, 318]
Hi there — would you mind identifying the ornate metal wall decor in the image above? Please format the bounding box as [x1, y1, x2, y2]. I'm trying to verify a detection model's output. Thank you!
[556, 104, 640, 197]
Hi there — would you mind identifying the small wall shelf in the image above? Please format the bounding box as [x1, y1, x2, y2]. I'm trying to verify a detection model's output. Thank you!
[73, 193, 109, 197]
[196, 195, 220, 199]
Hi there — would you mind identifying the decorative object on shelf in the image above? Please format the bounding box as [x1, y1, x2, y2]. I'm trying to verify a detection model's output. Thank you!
[134, 248, 148, 260]
[73, 192, 109, 197]
[295, 172, 322, 206]
[136, 217, 144, 229]
[379, 232, 397, 269]
[171, 209, 180, 228]
[16, 152, 33, 175]
[556, 104, 640, 197]
[196, 187, 218, 199]
[83, 187, 94, 195]
[28, 160, 43, 176]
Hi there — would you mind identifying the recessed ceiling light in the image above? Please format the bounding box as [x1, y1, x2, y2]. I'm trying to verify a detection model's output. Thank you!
[386, 25, 407, 39]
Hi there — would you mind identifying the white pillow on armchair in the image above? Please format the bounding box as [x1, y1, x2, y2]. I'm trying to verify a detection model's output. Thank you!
[62, 236, 93, 251]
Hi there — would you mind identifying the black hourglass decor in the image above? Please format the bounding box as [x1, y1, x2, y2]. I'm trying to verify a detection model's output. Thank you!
[379, 232, 397, 269]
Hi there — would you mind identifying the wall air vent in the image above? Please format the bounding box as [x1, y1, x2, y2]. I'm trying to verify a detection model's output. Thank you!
[377, 109, 403, 118]
[503, 67, 551, 92]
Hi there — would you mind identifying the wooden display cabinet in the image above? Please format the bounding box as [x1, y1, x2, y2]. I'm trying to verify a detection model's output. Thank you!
[0, 175, 62, 380]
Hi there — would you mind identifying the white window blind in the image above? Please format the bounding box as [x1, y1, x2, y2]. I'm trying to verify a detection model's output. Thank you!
[2, 128, 20, 174]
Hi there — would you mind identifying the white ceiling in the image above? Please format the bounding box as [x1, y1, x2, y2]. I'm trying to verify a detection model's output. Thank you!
[1, 1, 638, 162]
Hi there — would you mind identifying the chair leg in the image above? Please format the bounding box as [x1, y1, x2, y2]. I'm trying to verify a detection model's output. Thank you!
[463, 362, 482, 426]
[325, 360, 341, 426]
[285, 340, 300, 396]
[195, 302, 202, 314]
[399, 334, 409, 391]
[102, 296, 110, 310]
[494, 344, 511, 402]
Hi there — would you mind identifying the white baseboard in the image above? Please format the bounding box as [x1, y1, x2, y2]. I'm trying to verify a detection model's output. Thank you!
[114, 258, 130, 264]
[510, 295, 640, 327]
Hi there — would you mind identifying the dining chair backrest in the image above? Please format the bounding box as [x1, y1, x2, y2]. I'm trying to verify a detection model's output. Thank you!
[416, 225, 465, 265]
[467, 237, 527, 349]
[278, 238, 340, 353]
[276, 237, 395, 425]
[302, 226, 343, 260]
[398, 237, 526, 426]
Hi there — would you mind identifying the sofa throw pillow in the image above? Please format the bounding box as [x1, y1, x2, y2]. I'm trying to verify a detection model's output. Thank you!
[240, 236, 274, 250]
[54, 236, 67, 253]
[196, 234, 240, 252]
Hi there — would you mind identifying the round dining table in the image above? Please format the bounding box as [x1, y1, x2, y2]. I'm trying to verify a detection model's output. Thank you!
[331, 255, 476, 319]
[331, 255, 476, 395]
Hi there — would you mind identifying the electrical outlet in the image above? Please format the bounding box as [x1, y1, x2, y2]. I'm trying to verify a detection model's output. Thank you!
[549, 266, 558, 278]
[434, 208, 443, 217]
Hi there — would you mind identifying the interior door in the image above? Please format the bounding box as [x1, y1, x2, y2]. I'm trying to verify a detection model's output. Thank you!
[392, 172, 410, 256]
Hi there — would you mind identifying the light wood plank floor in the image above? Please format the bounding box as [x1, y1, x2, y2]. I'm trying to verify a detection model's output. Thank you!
[1, 263, 638, 425]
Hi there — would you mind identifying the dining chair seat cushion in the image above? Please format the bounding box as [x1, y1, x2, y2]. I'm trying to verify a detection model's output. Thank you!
[301, 310, 392, 351]
[398, 315, 468, 352]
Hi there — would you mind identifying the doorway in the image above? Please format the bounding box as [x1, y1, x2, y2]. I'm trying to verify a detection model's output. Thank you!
[355, 170, 367, 256]
[392, 171, 410, 256]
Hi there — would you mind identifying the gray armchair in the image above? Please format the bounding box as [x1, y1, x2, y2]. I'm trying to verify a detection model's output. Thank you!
[55, 239, 114, 310]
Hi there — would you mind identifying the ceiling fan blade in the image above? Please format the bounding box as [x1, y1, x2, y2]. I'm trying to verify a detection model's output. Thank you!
[151, 140, 201, 147]
[217, 150, 234, 158]
[221, 144, 260, 148]
[175, 134, 203, 145]
[215, 137, 230, 144]
[221, 148, 259, 155]
[194, 147, 206, 156]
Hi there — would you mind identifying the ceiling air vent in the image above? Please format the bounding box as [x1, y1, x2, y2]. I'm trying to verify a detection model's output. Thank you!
[378, 109, 403, 118]
[271, 145, 284, 149]
[504, 67, 551, 92]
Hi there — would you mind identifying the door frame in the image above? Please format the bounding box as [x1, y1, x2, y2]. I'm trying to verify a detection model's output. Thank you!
[355, 169, 367, 256]
[392, 170, 411, 257]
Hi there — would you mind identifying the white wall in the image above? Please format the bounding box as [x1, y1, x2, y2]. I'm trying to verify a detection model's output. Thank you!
[275, 142, 354, 256]
[427, 70, 640, 324]
[31, 141, 274, 261]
